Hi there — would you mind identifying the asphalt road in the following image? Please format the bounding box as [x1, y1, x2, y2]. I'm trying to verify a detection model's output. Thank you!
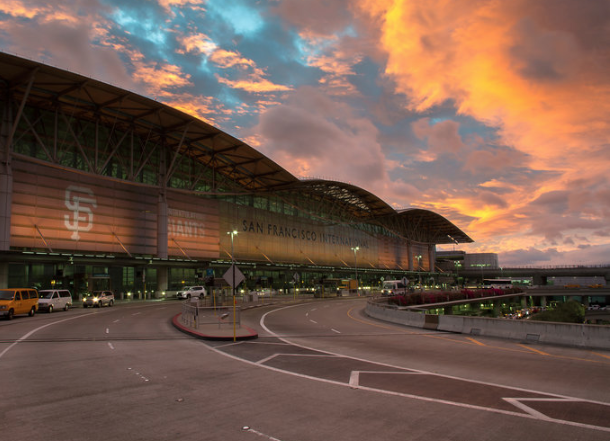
[1, 298, 609, 441]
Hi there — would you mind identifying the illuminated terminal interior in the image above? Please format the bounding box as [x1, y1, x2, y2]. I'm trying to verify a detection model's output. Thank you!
[0, 52, 473, 298]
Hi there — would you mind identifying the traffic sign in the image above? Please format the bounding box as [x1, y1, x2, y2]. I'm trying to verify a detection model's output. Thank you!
[224, 264, 245, 288]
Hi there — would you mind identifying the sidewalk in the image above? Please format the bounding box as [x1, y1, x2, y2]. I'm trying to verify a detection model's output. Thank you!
[171, 313, 258, 341]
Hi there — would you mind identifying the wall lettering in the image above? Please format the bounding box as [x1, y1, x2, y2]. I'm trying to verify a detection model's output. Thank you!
[241, 219, 369, 249]
[168, 208, 206, 238]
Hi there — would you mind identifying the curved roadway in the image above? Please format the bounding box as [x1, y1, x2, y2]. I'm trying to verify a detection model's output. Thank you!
[1, 298, 609, 441]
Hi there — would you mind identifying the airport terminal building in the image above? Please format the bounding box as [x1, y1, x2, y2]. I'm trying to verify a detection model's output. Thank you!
[0, 52, 472, 298]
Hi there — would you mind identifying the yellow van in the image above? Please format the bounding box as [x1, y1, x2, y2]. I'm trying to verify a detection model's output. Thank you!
[0, 288, 39, 320]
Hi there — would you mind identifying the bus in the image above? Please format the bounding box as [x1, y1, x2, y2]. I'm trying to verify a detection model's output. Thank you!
[482, 278, 513, 289]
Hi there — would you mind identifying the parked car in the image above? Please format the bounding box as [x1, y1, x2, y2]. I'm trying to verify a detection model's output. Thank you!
[176, 286, 206, 299]
[0, 288, 38, 319]
[83, 291, 115, 308]
[38, 289, 73, 312]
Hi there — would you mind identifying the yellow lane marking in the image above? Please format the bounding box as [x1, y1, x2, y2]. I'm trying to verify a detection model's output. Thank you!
[423, 333, 489, 346]
[592, 352, 610, 360]
[517, 344, 551, 356]
[466, 337, 486, 346]
[346, 304, 610, 365]
[346, 307, 485, 345]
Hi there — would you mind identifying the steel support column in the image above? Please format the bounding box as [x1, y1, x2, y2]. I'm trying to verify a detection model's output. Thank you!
[0, 92, 13, 252]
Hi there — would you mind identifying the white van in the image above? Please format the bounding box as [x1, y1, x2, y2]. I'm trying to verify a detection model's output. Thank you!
[381, 280, 409, 296]
[38, 289, 73, 312]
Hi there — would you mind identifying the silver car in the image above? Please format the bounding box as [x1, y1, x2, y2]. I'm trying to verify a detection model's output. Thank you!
[176, 286, 206, 299]
[83, 291, 115, 308]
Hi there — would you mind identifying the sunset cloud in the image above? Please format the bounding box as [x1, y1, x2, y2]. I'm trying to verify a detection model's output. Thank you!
[1, 0, 609, 266]
[133, 62, 193, 93]
[0, 0, 46, 19]
[252, 86, 387, 188]
[356, 0, 610, 259]
[177, 32, 217, 56]
[209, 49, 257, 70]
[216, 75, 293, 93]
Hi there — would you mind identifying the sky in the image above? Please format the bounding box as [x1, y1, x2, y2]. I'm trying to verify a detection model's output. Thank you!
[1, 0, 609, 267]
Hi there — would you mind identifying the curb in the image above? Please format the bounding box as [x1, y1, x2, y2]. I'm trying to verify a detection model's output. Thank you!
[171, 313, 258, 341]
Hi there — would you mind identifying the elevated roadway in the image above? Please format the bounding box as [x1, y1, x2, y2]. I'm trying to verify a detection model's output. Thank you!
[459, 265, 610, 285]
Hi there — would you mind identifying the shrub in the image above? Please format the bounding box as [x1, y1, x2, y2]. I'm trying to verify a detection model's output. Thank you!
[386, 286, 524, 307]
[530, 300, 584, 323]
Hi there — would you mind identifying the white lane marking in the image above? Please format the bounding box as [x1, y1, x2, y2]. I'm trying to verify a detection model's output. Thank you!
[249, 302, 610, 433]
[106, 328, 110, 334]
[331, 328, 341, 334]
[0, 313, 97, 359]
[242, 426, 284, 440]
[309, 319, 317, 324]
[132, 312, 142, 316]
[503, 398, 553, 420]
[127, 367, 150, 382]
[113, 319, 120, 323]
[209, 331, 536, 422]
[0, 302, 170, 359]
[108, 342, 115, 350]
[257, 353, 337, 366]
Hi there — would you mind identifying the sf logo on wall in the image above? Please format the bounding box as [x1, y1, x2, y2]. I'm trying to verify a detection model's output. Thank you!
[64, 185, 97, 240]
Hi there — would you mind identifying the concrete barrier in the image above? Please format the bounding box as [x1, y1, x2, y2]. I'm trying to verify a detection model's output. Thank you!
[365, 302, 426, 328]
[365, 300, 610, 350]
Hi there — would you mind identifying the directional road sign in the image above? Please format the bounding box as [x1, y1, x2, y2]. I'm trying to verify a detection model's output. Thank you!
[224, 264, 245, 288]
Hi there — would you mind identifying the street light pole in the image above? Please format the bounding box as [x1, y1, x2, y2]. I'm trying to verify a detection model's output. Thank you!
[416, 254, 422, 288]
[454, 261, 461, 288]
[351, 246, 359, 295]
[227, 230, 238, 341]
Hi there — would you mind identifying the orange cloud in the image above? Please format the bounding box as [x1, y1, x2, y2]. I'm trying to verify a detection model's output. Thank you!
[0, 0, 45, 19]
[359, 1, 610, 163]
[357, 0, 610, 253]
[0, 1, 84, 25]
[132, 62, 192, 92]
[209, 49, 257, 70]
[300, 32, 362, 96]
[216, 75, 293, 93]
[155, 91, 231, 125]
[157, 0, 205, 14]
[177, 33, 217, 56]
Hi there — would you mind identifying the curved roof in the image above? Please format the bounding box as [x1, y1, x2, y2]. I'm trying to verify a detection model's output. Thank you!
[287, 180, 473, 244]
[0, 51, 472, 245]
[394, 209, 473, 244]
[0, 52, 296, 192]
[293, 179, 395, 218]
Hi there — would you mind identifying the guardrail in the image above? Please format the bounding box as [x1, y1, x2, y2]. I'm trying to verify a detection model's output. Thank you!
[365, 298, 610, 350]
[181, 300, 241, 330]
